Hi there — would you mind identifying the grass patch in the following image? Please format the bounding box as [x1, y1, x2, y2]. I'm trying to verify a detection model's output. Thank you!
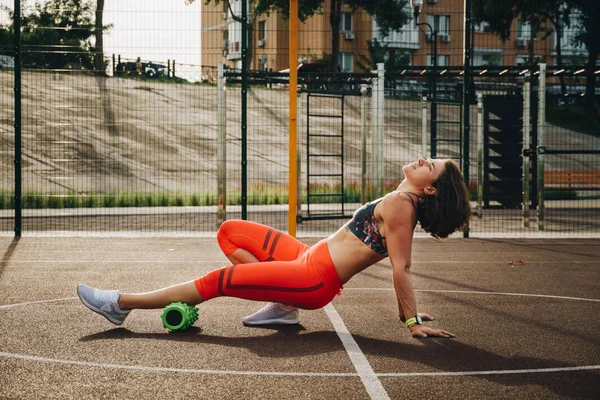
[1, 182, 580, 210]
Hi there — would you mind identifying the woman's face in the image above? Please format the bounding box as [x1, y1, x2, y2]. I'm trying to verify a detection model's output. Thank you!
[402, 158, 446, 192]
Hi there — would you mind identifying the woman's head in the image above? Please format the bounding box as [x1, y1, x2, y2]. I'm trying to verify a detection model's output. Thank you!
[413, 159, 471, 239]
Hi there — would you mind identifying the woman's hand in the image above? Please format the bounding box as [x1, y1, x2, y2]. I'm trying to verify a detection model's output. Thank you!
[409, 324, 455, 339]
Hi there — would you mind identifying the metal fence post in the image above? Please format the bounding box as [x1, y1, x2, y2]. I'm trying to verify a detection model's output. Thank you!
[421, 95, 428, 157]
[217, 63, 227, 226]
[371, 75, 378, 200]
[361, 84, 368, 204]
[476, 93, 483, 219]
[522, 73, 531, 228]
[13, 0, 22, 237]
[374, 63, 385, 199]
[537, 64, 546, 231]
[296, 91, 302, 219]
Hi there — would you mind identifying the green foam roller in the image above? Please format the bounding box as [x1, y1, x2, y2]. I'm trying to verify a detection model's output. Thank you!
[161, 302, 199, 332]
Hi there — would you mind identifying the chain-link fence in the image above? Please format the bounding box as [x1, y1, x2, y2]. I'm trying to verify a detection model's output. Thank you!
[1, 0, 598, 236]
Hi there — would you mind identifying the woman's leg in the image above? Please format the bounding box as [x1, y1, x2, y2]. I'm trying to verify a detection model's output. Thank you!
[118, 280, 204, 310]
[217, 220, 309, 264]
[194, 249, 338, 311]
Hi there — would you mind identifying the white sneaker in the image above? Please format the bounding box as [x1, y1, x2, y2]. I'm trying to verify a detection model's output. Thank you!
[77, 283, 131, 325]
[242, 302, 300, 326]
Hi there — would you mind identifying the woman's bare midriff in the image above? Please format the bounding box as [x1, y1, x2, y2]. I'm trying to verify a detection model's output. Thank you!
[326, 224, 386, 284]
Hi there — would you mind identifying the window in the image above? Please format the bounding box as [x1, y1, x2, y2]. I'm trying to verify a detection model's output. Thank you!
[338, 52, 353, 72]
[426, 15, 449, 35]
[258, 20, 266, 41]
[472, 50, 503, 66]
[427, 54, 448, 66]
[341, 12, 353, 33]
[517, 20, 531, 40]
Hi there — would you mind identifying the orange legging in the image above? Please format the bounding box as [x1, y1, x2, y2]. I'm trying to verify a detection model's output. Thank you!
[194, 220, 343, 310]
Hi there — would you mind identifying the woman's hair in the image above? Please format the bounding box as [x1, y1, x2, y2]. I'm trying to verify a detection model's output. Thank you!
[417, 159, 471, 239]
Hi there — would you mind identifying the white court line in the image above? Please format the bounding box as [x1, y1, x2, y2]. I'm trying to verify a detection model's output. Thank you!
[324, 303, 390, 400]
[0, 352, 355, 377]
[377, 365, 600, 377]
[0, 297, 78, 310]
[343, 288, 600, 303]
[0, 352, 598, 379]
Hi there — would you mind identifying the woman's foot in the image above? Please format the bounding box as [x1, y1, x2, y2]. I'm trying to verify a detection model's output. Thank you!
[77, 283, 131, 325]
[242, 302, 300, 326]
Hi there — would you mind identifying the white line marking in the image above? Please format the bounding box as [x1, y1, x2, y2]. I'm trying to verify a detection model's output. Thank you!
[0, 352, 597, 378]
[344, 288, 600, 303]
[0, 352, 355, 377]
[0, 297, 78, 309]
[324, 303, 390, 400]
[377, 365, 600, 377]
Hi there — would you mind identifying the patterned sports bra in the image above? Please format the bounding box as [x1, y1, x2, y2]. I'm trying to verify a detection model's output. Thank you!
[346, 192, 419, 257]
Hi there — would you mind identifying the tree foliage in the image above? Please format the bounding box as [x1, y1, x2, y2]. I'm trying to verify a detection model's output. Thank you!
[0, 0, 99, 69]
[356, 38, 410, 72]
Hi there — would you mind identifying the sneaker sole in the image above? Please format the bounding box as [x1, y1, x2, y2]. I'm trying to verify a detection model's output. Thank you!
[242, 317, 300, 326]
[77, 287, 125, 326]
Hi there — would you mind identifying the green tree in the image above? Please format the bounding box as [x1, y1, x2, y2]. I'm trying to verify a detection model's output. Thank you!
[567, 0, 599, 112]
[94, 0, 106, 75]
[191, 0, 410, 72]
[0, 0, 98, 70]
[472, 0, 573, 95]
[356, 38, 410, 72]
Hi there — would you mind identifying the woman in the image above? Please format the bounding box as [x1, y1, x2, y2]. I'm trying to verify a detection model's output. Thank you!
[78, 158, 471, 339]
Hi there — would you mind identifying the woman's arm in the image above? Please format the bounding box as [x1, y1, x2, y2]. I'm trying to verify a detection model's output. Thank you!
[382, 195, 454, 339]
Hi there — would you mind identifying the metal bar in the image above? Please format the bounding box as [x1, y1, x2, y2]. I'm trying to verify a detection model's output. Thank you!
[522, 73, 531, 228]
[374, 63, 385, 199]
[476, 93, 483, 218]
[434, 139, 462, 143]
[361, 84, 368, 205]
[463, 0, 472, 238]
[296, 91, 302, 222]
[241, 0, 248, 220]
[430, 30, 438, 159]
[537, 64, 546, 231]
[306, 93, 311, 215]
[217, 63, 227, 226]
[543, 150, 600, 155]
[435, 120, 461, 124]
[288, 0, 298, 236]
[14, 0, 22, 237]
[421, 95, 427, 157]
[341, 95, 345, 216]
[306, 134, 344, 138]
[307, 174, 344, 177]
[305, 114, 344, 119]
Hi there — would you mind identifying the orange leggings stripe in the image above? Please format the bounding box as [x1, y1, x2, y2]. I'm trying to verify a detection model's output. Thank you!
[194, 220, 342, 310]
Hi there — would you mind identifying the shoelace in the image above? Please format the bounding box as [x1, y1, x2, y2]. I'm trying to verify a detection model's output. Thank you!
[94, 289, 117, 303]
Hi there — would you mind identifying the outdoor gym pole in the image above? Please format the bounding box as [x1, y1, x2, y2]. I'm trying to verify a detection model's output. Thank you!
[288, 0, 298, 237]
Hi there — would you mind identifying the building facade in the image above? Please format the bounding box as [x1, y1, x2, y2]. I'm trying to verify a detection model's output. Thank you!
[200, 0, 590, 72]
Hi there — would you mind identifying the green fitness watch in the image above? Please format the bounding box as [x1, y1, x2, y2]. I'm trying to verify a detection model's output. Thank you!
[404, 314, 422, 328]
